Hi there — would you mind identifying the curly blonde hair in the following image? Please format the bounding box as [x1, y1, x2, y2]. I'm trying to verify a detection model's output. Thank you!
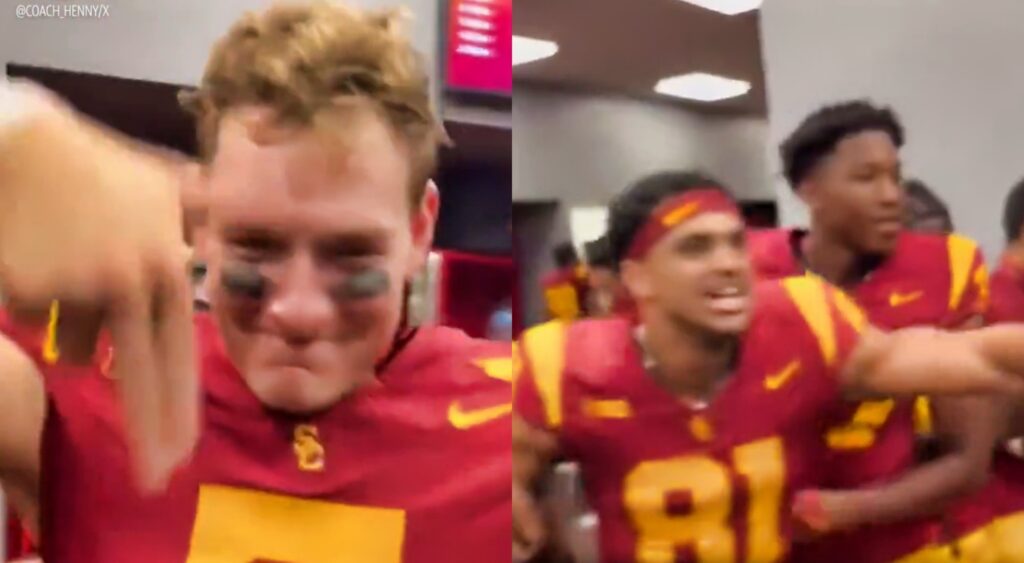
[180, 1, 445, 202]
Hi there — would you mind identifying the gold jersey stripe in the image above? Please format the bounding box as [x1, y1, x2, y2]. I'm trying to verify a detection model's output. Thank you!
[782, 276, 837, 366]
[521, 321, 568, 428]
[947, 234, 978, 312]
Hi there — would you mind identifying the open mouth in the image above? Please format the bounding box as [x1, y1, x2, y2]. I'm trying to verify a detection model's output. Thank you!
[705, 285, 749, 315]
[873, 218, 904, 235]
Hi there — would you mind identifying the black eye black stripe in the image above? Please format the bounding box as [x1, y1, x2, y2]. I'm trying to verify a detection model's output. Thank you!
[220, 263, 390, 301]
[331, 269, 390, 300]
[220, 262, 268, 300]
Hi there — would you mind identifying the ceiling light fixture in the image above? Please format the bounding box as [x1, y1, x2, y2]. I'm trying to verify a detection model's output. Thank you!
[677, 0, 763, 16]
[654, 72, 751, 102]
[512, 36, 559, 66]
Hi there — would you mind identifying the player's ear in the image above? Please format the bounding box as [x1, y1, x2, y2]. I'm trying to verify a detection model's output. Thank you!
[405, 179, 440, 278]
[619, 259, 653, 302]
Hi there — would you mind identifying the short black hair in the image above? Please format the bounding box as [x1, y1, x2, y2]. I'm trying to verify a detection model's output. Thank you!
[607, 170, 734, 266]
[904, 178, 953, 233]
[584, 235, 614, 270]
[780, 100, 905, 189]
[552, 242, 579, 268]
[1003, 177, 1024, 242]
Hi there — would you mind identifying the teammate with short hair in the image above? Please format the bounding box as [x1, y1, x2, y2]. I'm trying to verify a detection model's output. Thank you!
[903, 178, 954, 234]
[753, 100, 1022, 562]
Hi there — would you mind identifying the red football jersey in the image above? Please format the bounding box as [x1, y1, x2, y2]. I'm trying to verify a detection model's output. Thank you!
[935, 253, 1024, 560]
[988, 254, 1024, 323]
[516, 276, 865, 562]
[39, 315, 512, 563]
[750, 228, 991, 562]
[542, 265, 590, 321]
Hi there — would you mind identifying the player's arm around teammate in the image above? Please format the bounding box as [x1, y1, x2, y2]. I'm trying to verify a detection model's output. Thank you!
[839, 319, 1024, 397]
[808, 400, 1007, 531]
[797, 310, 1011, 533]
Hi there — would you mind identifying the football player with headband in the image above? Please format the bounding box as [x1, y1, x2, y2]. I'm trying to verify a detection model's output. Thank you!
[514, 169, 1024, 563]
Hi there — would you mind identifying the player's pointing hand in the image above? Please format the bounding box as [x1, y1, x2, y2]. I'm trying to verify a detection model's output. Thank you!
[0, 79, 199, 493]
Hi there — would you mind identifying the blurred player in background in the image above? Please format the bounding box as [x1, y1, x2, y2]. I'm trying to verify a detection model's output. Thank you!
[993, 178, 1024, 488]
[0, 3, 510, 562]
[584, 235, 637, 322]
[992, 177, 1024, 325]
[513, 169, 1024, 563]
[904, 178, 954, 234]
[543, 242, 590, 321]
[582, 236, 617, 317]
[752, 101, 1024, 562]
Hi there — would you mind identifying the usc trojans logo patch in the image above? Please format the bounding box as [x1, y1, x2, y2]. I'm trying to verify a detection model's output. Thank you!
[293, 424, 325, 472]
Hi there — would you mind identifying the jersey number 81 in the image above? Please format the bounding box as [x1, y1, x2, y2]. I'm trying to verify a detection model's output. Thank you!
[624, 436, 786, 563]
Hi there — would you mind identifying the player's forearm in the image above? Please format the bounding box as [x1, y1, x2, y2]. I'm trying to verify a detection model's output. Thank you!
[513, 416, 557, 490]
[820, 453, 985, 529]
[854, 326, 1024, 397]
[513, 417, 558, 563]
[971, 324, 1024, 384]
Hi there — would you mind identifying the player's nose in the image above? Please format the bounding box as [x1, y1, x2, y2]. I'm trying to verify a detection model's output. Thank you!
[878, 176, 903, 206]
[265, 255, 334, 343]
[710, 243, 746, 274]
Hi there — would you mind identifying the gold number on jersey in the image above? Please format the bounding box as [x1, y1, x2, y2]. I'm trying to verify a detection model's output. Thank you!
[825, 400, 895, 450]
[623, 436, 785, 563]
[185, 485, 406, 562]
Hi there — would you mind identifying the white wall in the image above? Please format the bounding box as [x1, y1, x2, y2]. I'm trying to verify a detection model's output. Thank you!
[1, 0, 439, 91]
[761, 0, 1024, 258]
[699, 115, 775, 204]
[513, 86, 773, 205]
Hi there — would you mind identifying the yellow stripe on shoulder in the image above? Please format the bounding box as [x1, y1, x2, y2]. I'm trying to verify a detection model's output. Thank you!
[781, 276, 837, 366]
[472, 355, 515, 383]
[947, 233, 979, 312]
[520, 321, 568, 428]
[831, 288, 867, 333]
[42, 300, 60, 365]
